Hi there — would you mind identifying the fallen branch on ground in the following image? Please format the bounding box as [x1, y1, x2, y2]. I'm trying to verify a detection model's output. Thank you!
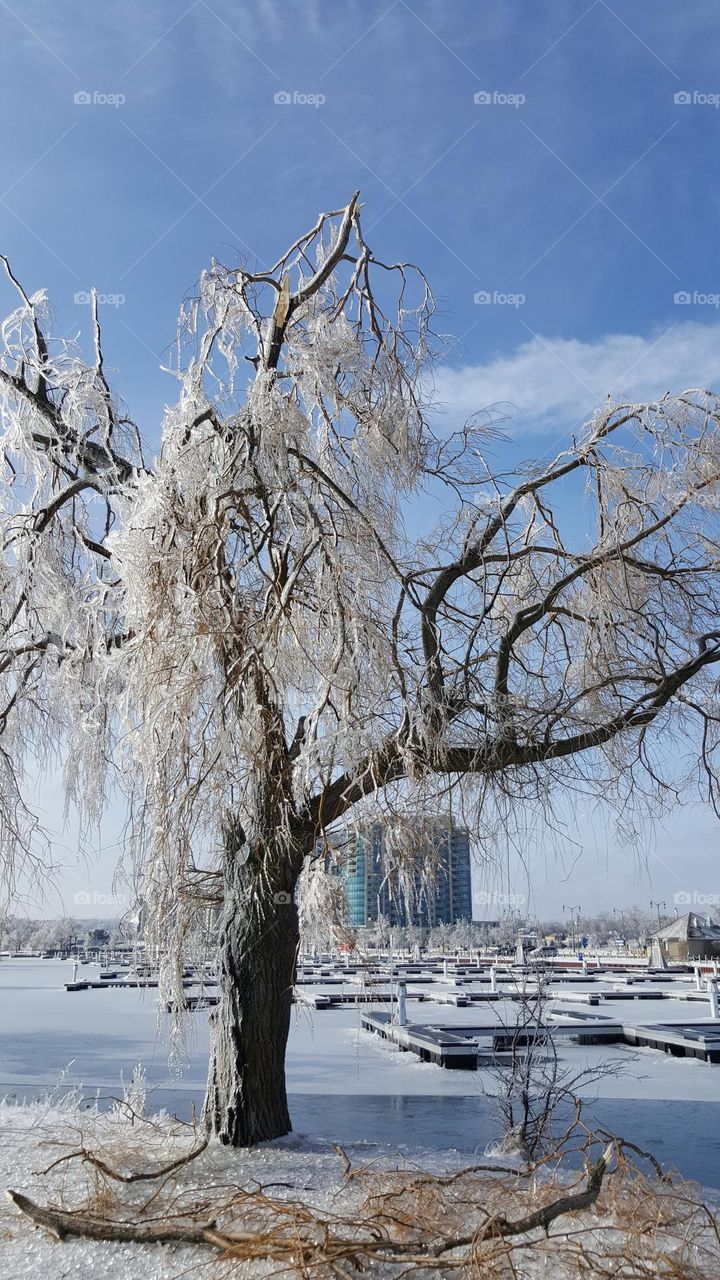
[479, 1142, 613, 1240]
[39, 1134, 209, 1183]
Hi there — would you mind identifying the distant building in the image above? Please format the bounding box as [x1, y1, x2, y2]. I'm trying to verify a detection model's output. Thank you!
[651, 913, 720, 962]
[337, 820, 472, 928]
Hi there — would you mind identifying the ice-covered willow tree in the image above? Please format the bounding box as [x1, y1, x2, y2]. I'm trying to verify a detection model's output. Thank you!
[2, 195, 720, 1145]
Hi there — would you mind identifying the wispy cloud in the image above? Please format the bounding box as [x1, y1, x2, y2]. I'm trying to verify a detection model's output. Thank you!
[432, 320, 720, 434]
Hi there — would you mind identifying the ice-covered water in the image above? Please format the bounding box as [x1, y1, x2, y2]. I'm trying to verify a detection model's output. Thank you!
[1, 959, 719, 1185]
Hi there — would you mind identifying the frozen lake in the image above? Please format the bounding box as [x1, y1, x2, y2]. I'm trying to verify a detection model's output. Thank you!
[1, 959, 719, 1186]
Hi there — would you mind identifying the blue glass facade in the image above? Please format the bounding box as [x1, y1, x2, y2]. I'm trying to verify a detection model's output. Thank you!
[338, 822, 472, 927]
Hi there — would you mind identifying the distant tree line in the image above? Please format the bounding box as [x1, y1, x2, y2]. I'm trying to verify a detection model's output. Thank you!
[0, 916, 137, 954]
[0, 903, 664, 959]
[352, 904, 662, 953]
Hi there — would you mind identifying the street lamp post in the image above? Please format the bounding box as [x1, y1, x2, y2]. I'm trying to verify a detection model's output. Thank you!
[612, 907, 626, 945]
[650, 900, 666, 929]
[563, 904, 581, 952]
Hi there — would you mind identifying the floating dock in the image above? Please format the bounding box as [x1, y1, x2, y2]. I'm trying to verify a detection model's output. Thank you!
[622, 1021, 720, 1063]
[166, 994, 220, 1012]
[65, 977, 194, 991]
[360, 1010, 481, 1069]
[295, 988, 429, 1009]
[362, 1009, 720, 1068]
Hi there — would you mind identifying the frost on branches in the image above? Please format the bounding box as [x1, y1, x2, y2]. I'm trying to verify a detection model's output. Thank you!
[1, 197, 720, 1142]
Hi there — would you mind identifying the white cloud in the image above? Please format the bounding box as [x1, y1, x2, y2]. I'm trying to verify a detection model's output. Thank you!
[432, 320, 720, 434]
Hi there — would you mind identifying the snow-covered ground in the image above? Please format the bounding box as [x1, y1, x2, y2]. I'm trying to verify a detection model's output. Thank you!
[1, 1096, 718, 1280]
[0, 1098, 412, 1278]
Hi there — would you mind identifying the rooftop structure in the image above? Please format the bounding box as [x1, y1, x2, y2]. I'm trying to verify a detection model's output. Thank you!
[651, 912, 720, 962]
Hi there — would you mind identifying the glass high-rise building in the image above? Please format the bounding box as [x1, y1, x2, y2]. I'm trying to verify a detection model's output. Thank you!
[337, 820, 472, 928]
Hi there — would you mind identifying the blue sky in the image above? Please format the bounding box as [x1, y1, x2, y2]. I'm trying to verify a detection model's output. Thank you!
[2, 0, 720, 919]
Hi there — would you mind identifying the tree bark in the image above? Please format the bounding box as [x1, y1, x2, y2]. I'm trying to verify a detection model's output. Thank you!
[204, 821, 301, 1146]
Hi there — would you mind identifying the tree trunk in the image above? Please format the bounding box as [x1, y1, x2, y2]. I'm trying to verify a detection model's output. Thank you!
[204, 824, 301, 1146]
